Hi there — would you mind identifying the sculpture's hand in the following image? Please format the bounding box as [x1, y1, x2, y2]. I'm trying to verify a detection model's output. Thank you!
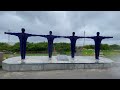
[102, 36, 113, 39]
[109, 37, 113, 38]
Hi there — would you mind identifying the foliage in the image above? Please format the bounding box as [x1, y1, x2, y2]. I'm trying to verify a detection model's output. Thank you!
[0, 43, 12, 52]
[109, 44, 120, 50]
[0, 42, 120, 54]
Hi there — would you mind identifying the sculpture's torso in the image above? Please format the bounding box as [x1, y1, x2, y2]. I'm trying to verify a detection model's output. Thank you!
[18, 33, 29, 45]
[93, 36, 103, 49]
[69, 36, 78, 46]
[46, 35, 55, 45]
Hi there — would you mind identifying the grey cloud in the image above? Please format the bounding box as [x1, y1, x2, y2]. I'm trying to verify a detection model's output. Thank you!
[0, 11, 120, 45]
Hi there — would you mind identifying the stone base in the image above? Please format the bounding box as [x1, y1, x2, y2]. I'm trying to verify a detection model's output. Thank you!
[0, 52, 3, 66]
[2, 56, 114, 71]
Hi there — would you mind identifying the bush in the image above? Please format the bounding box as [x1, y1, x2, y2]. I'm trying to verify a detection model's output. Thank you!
[0, 42, 119, 54]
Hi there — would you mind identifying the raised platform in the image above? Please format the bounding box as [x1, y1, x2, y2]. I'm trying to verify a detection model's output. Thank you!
[2, 56, 114, 71]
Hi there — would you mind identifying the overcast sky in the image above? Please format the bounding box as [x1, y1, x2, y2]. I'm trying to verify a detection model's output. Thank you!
[0, 11, 119, 46]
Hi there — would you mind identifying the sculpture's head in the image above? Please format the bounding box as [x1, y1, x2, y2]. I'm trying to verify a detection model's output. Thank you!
[21, 28, 25, 33]
[49, 31, 52, 35]
[72, 32, 75, 36]
[97, 32, 100, 36]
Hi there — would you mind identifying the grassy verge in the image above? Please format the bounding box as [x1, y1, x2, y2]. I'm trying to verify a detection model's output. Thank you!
[102, 50, 120, 61]
[3, 50, 120, 61]
[81, 49, 94, 56]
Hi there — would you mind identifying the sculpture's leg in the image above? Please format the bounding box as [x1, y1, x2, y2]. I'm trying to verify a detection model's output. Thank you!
[71, 45, 75, 59]
[97, 49, 100, 59]
[95, 48, 100, 60]
[95, 49, 98, 59]
[20, 46, 25, 64]
[23, 44, 26, 60]
[48, 50, 52, 58]
[20, 42, 26, 64]
[71, 50, 74, 58]
[95, 44, 98, 59]
[48, 44, 53, 59]
[20, 43, 23, 60]
[20, 50, 24, 60]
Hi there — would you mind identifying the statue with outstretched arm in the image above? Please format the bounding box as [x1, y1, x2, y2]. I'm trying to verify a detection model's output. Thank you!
[38, 31, 62, 59]
[4, 28, 40, 62]
[85, 32, 113, 61]
[62, 32, 85, 59]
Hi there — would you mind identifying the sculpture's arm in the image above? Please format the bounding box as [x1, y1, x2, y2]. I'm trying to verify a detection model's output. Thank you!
[54, 36, 64, 38]
[38, 35, 47, 38]
[4, 32, 19, 36]
[102, 36, 113, 39]
[27, 34, 41, 37]
[77, 36, 85, 39]
[61, 36, 70, 38]
[85, 36, 94, 39]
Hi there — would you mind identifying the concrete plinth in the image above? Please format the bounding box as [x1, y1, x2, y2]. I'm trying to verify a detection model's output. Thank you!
[0, 52, 3, 66]
[2, 56, 114, 71]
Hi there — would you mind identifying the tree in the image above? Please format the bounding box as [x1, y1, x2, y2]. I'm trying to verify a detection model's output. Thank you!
[0, 42, 12, 52]
[110, 44, 120, 50]
[101, 44, 110, 50]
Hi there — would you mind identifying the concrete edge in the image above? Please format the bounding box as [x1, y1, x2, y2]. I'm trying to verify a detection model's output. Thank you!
[2, 62, 114, 72]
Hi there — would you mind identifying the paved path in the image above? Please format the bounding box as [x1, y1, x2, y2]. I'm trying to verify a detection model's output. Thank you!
[0, 67, 120, 79]
[0, 56, 120, 79]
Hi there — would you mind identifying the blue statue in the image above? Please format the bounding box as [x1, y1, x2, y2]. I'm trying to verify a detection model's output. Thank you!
[38, 31, 62, 59]
[85, 32, 113, 60]
[62, 32, 84, 59]
[4, 28, 39, 61]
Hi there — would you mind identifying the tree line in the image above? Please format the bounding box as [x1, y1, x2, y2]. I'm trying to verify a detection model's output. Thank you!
[83, 44, 120, 50]
[0, 42, 120, 54]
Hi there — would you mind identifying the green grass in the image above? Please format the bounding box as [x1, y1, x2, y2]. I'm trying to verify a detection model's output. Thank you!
[102, 50, 120, 56]
[3, 50, 120, 60]
[81, 49, 94, 56]
[3, 53, 49, 59]
[102, 50, 120, 60]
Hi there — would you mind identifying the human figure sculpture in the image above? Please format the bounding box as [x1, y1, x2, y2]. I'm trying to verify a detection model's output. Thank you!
[85, 32, 113, 61]
[62, 32, 85, 59]
[4, 28, 40, 62]
[38, 31, 62, 60]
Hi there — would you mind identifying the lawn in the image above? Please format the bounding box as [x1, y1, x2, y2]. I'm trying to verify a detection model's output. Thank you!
[3, 49, 120, 61]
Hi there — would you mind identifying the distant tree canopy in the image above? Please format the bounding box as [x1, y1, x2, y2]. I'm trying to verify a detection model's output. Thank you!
[0, 42, 71, 53]
[83, 44, 111, 50]
[0, 43, 12, 52]
[83, 45, 94, 49]
[0, 42, 120, 53]
[109, 44, 120, 50]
